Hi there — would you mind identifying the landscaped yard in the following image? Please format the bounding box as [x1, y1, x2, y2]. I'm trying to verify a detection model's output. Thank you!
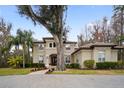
[50, 69, 124, 75]
[0, 68, 32, 76]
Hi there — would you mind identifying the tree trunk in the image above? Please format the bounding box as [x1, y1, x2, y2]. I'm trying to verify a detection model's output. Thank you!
[27, 45, 30, 63]
[22, 44, 25, 68]
[120, 10, 124, 61]
[0, 47, 2, 66]
[54, 35, 66, 71]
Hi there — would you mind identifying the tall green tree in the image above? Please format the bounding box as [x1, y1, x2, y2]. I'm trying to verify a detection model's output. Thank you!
[113, 5, 124, 61]
[16, 29, 33, 68]
[17, 5, 67, 71]
[0, 18, 12, 66]
[113, 5, 124, 45]
[10, 36, 20, 51]
[17, 29, 27, 68]
[24, 30, 33, 64]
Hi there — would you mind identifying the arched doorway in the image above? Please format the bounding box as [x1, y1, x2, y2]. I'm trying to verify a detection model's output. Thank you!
[49, 54, 57, 66]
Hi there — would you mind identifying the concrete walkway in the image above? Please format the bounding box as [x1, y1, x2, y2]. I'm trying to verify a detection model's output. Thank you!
[28, 69, 49, 75]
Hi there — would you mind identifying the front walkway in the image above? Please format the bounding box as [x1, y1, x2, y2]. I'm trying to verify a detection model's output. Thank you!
[28, 69, 49, 75]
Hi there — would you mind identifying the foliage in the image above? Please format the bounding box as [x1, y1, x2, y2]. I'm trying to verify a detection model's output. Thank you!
[16, 5, 67, 71]
[0, 18, 12, 67]
[19, 63, 31, 68]
[66, 63, 80, 69]
[65, 64, 71, 68]
[20, 63, 45, 68]
[16, 29, 33, 68]
[7, 56, 23, 68]
[31, 63, 45, 68]
[116, 61, 124, 69]
[96, 62, 118, 69]
[84, 60, 95, 69]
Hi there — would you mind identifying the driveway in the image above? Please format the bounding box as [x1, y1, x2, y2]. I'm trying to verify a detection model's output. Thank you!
[0, 74, 124, 88]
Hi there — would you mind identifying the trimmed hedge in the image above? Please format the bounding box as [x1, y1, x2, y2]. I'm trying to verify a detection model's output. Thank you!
[96, 62, 117, 69]
[20, 63, 45, 68]
[84, 60, 95, 69]
[20, 63, 31, 68]
[65, 64, 71, 68]
[116, 61, 124, 69]
[66, 63, 80, 69]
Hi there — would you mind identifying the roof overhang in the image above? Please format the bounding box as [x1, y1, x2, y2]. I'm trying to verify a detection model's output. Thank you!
[71, 43, 124, 55]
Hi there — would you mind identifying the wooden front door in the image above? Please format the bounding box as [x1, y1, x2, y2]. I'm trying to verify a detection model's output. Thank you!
[50, 55, 57, 66]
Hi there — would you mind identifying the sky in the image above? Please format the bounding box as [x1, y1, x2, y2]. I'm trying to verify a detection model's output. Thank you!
[0, 5, 113, 42]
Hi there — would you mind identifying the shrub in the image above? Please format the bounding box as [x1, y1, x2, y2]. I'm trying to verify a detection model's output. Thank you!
[66, 63, 80, 69]
[7, 56, 23, 68]
[20, 63, 45, 68]
[84, 60, 95, 69]
[65, 64, 71, 68]
[96, 62, 118, 69]
[116, 61, 124, 69]
[20, 63, 31, 68]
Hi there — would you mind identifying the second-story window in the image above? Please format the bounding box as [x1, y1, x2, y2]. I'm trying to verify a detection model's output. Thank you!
[38, 44, 43, 50]
[65, 44, 70, 50]
[53, 42, 56, 47]
[66, 56, 70, 64]
[49, 43, 52, 48]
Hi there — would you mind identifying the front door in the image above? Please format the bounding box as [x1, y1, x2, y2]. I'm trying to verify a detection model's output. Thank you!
[51, 55, 57, 66]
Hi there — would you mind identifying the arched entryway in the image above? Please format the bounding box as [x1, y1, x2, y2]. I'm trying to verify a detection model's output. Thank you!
[49, 54, 57, 66]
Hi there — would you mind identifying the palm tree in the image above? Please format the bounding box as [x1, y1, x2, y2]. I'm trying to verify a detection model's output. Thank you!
[17, 5, 67, 71]
[16, 29, 33, 68]
[10, 36, 20, 51]
[24, 30, 33, 64]
[17, 29, 27, 68]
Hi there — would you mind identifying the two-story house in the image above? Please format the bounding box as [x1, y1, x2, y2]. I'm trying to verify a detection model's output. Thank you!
[33, 37, 77, 67]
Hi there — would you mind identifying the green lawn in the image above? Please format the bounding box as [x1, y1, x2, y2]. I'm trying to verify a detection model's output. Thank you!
[0, 68, 32, 76]
[50, 69, 124, 75]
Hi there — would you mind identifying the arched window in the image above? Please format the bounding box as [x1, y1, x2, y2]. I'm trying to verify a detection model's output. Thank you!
[49, 43, 52, 48]
[53, 42, 56, 47]
[38, 44, 43, 49]
[39, 55, 44, 63]
[66, 56, 70, 63]
[65, 44, 70, 50]
[98, 51, 105, 62]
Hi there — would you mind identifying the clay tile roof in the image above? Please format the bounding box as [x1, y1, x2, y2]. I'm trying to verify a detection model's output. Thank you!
[33, 37, 77, 44]
[71, 42, 119, 55]
[113, 45, 124, 49]
[64, 41, 77, 44]
[33, 40, 45, 43]
[80, 43, 93, 48]
[92, 42, 117, 46]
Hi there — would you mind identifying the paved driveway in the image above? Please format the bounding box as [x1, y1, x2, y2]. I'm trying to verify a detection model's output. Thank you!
[0, 74, 124, 88]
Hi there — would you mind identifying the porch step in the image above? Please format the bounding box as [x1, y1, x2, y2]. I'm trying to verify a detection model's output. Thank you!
[28, 69, 49, 75]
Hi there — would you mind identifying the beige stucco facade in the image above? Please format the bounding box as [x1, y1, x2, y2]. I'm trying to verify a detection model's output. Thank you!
[33, 38, 122, 68]
[71, 43, 121, 68]
[33, 37, 77, 67]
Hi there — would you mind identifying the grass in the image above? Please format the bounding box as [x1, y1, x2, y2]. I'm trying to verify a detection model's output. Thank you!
[50, 69, 124, 75]
[0, 68, 32, 76]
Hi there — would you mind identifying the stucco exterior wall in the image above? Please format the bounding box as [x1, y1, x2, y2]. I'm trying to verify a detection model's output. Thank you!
[93, 47, 111, 62]
[33, 39, 77, 67]
[81, 50, 92, 68]
[72, 47, 119, 68]
[33, 44, 45, 63]
[111, 50, 118, 62]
